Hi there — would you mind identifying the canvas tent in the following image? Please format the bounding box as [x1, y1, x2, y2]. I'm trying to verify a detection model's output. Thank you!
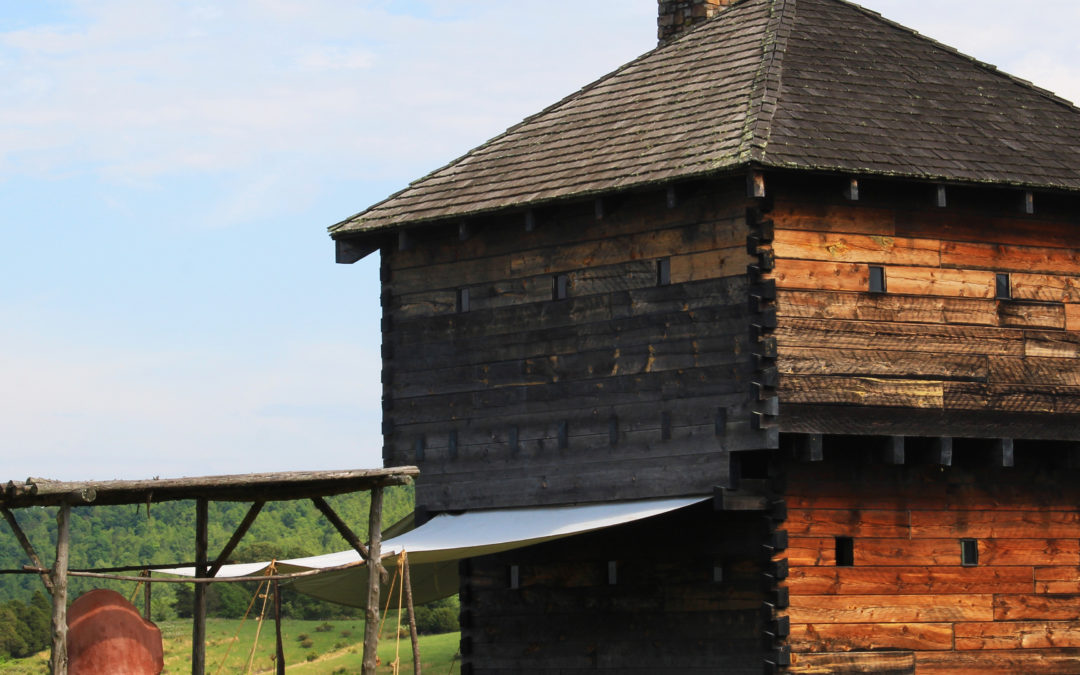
[165, 496, 706, 607]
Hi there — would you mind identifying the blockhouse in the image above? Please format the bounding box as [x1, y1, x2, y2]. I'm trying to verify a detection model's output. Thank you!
[332, 0, 1080, 672]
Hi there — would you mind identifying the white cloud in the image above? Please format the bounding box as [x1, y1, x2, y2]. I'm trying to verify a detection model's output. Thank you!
[0, 0, 657, 194]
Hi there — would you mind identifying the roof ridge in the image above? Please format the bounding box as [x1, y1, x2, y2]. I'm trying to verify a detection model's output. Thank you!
[830, 0, 1078, 112]
[742, 0, 795, 163]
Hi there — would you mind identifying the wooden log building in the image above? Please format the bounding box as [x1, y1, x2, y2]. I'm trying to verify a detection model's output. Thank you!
[331, 0, 1080, 672]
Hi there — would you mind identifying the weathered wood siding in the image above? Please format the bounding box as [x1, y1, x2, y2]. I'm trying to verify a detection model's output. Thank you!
[381, 180, 769, 510]
[783, 453, 1080, 674]
[769, 176, 1080, 440]
[460, 502, 769, 674]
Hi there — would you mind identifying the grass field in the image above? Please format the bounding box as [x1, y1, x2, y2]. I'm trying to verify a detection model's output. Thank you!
[4, 620, 461, 674]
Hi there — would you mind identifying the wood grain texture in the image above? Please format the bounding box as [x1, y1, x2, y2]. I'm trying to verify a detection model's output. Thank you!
[914, 649, 1080, 674]
[786, 566, 1034, 596]
[789, 622, 954, 652]
[790, 651, 916, 674]
[954, 620, 1080, 650]
[784, 594, 993, 623]
[773, 230, 940, 266]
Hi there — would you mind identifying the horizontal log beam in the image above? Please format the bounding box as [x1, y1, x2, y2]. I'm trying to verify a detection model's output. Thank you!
[1, 468, 418, 508]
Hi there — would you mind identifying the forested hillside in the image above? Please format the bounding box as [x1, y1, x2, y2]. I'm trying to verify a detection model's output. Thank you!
[0, 486, 415, 621]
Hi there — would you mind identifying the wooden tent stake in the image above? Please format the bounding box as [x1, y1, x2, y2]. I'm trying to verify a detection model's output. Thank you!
[50, 504, 71, 675]
[402, 550, 422, 675]
[361, 487, 384, 675]
[192, 498, 209, 675]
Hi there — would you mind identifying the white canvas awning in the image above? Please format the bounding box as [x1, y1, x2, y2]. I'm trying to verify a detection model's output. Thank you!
[164, 496, 707, 607]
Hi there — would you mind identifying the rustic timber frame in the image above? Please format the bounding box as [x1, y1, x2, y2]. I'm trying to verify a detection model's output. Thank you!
[0, 467, 417, 675]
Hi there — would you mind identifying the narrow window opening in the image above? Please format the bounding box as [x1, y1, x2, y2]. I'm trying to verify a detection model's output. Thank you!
[961, 539, 979, 566]
[660, 411, 672, 440]
[996, 273, 1011, 300]
[712, 565, 724, 583]
[448, 430, 458, 460]
[608, 416, 619, 447]
[835, 537, 854, 567]
[509, 425, 520, 455]
[657, 258, 671, 286]
[869, 266, 887, 294]
[557, 420, 569, 449]
[413, 436, 426, 463]
[552, 274, 569, 300]
[509, 565, 520, 589]
[456, 287, 470, 313]
[607, 561, 618, 585]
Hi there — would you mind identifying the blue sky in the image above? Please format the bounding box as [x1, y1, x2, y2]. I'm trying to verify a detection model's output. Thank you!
[2, 0, 1078, 481]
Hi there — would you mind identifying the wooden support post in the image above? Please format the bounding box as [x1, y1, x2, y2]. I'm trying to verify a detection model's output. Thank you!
[880, 436, 905, 465]
[361, 487, 384, 675]
[144, 570, 152, 621]
[795, 434, 823, 462]
[274, 581, 285, 675]
[402, 551, 422, 675]
[207, 500, 264, 578]
[930, 437, 953, 466]
[995, 438, 1015, 467]
[192, 498, 209, 675]
[311, 496, 371, 560]
[844, 177, 859, 201]
[50, 504, 71, 675]
[1, 505, 54, 593]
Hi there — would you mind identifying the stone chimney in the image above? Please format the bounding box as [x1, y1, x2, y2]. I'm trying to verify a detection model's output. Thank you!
[657, 0, 737, 46]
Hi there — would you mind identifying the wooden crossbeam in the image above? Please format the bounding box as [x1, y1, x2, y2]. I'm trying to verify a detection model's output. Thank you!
[311, 496, 371, 561]
[207, 500, 264, 578]
[1, 505, 53, 592]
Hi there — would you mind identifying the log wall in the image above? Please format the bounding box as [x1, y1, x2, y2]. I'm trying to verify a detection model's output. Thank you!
[460, 502, 769, 674]
[783, 453, 1080, 674]
[380, 179, 771, 511]
[768, 176, 1080, 440]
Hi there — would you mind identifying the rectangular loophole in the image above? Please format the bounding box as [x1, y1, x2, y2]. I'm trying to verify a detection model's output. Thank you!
[413, 437, 426, 463]
[996, 273, 1011, 300]
[657, 258, 671, 286]
[552, 274, 569, 300]
[456, 287, 470, 313]
[448, 430, 458, 460]
[607, 561, 618, 585]
[835, 537, 854, 567]
[660, 411, 672, 440]
[961, 539, 979, 566]
[869, 266, 886, 294]
[509, 565, 520, 589]
[557, 420, 569, 449]
[608, 416, 619, 447]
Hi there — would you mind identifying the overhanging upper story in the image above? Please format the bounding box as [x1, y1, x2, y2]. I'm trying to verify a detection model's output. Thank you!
[332, 0, 1080, 511]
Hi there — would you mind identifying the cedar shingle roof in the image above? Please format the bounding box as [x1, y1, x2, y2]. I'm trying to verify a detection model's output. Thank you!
[332, 0, 1080, 236]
